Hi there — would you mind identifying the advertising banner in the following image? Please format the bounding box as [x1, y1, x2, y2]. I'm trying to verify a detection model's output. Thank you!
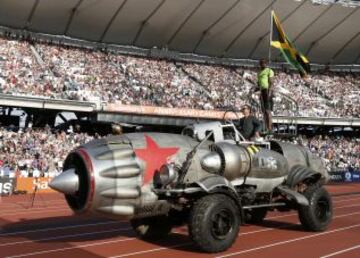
[105, 103, 243, 120]
[15, 177, 55, 193]
[0, 177, 16, 195]
[328, 171, 360, 183]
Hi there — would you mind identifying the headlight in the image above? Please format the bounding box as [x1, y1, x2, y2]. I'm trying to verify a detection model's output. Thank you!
[153, 164, 178, 187]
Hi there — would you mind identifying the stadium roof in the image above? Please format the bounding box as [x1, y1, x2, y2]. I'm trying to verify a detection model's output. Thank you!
[0, 0, 359, 64]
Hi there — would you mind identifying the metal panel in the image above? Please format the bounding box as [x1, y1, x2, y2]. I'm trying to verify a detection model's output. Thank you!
[197, 0, 272, 57]
[67, 0, 124, 41]
[0, 0, 358, 64]
[294, 4, 353, 60]
[135, 0, 203, 49]
[102, 0, 161, 45]
[30, 0, 77, 34]
[169, 0, 238, 53]
[0, 0, 36, 28]
[310, 7, 360, 63]
[334, 33, 360, 64]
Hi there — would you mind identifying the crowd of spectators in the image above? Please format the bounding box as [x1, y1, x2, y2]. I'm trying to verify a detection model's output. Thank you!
[286, 134, 360, 173]
[0, 36, 359, 117]
[0, 125, 358, 178]
[0, 126, 94, 178]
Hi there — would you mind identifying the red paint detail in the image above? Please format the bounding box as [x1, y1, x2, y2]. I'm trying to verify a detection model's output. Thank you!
[77, 148, 95, 212]
[134, 135, 179, 185]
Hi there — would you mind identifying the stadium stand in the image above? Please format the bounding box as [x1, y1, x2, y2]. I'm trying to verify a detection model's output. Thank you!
[0, 126, 358, 178]
[0, 36, 358, 118]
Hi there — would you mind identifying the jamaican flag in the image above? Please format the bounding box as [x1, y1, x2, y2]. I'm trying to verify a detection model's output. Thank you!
[270, 10, 310, 76]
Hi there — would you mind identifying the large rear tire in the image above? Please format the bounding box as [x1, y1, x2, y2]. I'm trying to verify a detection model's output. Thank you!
[130, 215, 173, 239]
[298, 186, 332, 231]
[189, 194, 240, 253]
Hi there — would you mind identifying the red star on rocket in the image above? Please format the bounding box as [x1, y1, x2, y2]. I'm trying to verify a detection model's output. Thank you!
[134, 134, 179, 185]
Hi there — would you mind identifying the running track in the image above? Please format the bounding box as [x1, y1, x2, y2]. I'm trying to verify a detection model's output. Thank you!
[0, 184, 359, 258]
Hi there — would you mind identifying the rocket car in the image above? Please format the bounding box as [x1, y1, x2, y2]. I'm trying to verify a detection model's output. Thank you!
[50, 121, 332, 253]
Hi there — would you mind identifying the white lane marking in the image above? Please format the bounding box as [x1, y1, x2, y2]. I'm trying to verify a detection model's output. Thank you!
[100, 211, 360, 258]
[0, 221, 121, 237]
[109, 243, 191, 258]
[331, 193, 360, 199]
[4, 202, 360, 257]
[216, 224, 360, 258]
[0, 204, 69, 213]
[320, 245, 360, 258]
[2, 200, 355, 219]
[0, 199, 64, 207]
[332, 196, 360, 203]
[240, 211, 360, 236]
[0, 227, 131, 247]
[5, 237, 136, 258]
[266, 202, 360, 220]
[0, 195, 360, 218]
[0, 207, 70, 216]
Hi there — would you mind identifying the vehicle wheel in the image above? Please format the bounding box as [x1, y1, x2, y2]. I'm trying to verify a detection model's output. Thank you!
[298, 186, 332, 232]
[130, 215, 173, 239]
[246, 208, 268, 224]
[189, 194, 240, 253]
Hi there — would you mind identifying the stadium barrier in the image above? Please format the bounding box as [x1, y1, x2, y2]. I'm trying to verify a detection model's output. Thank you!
[0, 177, 16, 196]
[1, 171, 359, 196]
[328, 171, 360, 183]
[15, 177, 55, 194]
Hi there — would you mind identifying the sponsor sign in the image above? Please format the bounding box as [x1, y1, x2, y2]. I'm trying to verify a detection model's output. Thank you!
[15, 177, 55, 193]
[328, 171, 360, 183]
[0, 178, 16, 195]
[105, 103, 243, 120]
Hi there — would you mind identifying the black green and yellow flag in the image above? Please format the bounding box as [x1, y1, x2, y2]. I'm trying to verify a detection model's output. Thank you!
[270, 10, 310, 76]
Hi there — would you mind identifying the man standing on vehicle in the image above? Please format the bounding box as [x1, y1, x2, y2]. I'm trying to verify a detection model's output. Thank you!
[257, 59, 274, 132]
[237, 104, 261, 141]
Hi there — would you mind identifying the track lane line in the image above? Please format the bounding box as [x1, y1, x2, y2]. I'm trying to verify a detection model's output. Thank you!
[215, 224, 360, 258]
[266, 202, 360, 220]
[0, 198, 360, 236]
[0, 204, 70, 213]
[0, 207, 70, 216]
[108, 243, 192, 258]
[2, 194, 355, 212]
[320, 245, 360, 258]
[3, 195, 360, 257]
[4, 237, 137, 258]
[67, 210, 360, 258]
[0, 221, 122, 237]
[2, 203, 359, 246]
[0, 192, 357, 215]
[0, 227, 131, 247]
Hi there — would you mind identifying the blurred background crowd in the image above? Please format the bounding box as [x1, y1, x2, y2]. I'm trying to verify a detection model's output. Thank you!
[0, 126, 358, 178]
[0, 36, 359, 178]
[0, 37, 358, 117]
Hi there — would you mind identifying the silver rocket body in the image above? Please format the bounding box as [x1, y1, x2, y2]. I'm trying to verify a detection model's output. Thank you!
[50, 122, 328, 220]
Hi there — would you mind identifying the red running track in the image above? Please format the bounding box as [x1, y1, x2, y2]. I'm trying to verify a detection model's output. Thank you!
[0, 184, 359, 258]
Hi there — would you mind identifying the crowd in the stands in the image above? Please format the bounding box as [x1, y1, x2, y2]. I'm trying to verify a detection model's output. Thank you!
[0, 126, 95, 178]
[291, 134, 360, 173]
[0, 36, 359, 118]
[0, 125, 358, 178]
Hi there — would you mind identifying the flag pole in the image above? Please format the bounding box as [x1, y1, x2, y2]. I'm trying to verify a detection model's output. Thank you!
[268, 10, 273, 65]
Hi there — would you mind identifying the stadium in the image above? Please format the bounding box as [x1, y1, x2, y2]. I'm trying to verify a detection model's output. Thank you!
[0, 0, 359, 257]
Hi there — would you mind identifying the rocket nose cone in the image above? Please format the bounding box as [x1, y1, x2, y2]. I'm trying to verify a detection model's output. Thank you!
[49, 168, 79, 195]
[201, 152, 222, 174]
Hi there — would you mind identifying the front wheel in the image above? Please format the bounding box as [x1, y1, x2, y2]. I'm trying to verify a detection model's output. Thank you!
[189, 194, 240, 253]
[298, 186, 333, 231]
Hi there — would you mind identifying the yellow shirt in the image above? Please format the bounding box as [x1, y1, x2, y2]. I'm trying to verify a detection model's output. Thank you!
[258, 68, 274, 90]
